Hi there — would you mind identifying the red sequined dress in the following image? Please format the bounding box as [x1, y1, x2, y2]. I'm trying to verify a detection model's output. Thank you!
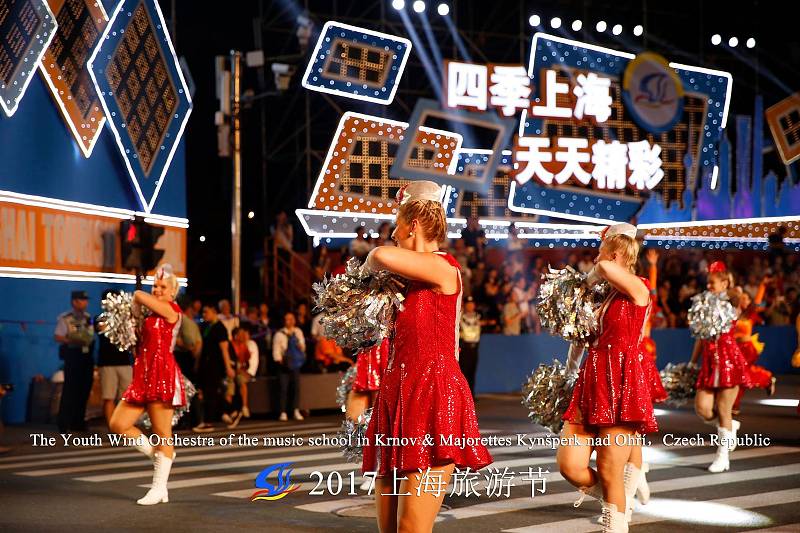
[363, 252, 493, 477]
[353, 338, 389, 392]
[695, 309, 751, 390]
[122, 301, 186, 406]
[563, 278, 658, 434]
[641, 336, 667, 403]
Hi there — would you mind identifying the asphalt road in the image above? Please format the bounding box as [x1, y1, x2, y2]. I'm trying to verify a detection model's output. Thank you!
[1, 376, 799, 532]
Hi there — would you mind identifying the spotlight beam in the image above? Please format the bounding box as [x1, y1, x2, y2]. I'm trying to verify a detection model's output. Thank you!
[420, 10, 445, 84]
[442, 13, 472, 62]
[399, 8, 443, 100]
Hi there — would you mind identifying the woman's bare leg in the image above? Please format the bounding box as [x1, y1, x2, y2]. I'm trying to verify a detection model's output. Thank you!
[595, 426, 634, 510]
[556, 422, 598, 489]
[715, 386, 739, 431]
[628, 440, 642, 468]
[396, 463, 456, 533]
[374, 477, 399, 533]
[146, 402, 175, 458]
[694, 389, 717, 422]
[108, 400, 145, 440]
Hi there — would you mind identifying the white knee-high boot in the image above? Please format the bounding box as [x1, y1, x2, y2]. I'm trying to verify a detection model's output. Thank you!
[729, 419, 740, 451]
[708, 427, 731, 473]
[137, 451, 175, 505]
[635, 462, 650, 504]
[601, 502, 628, 533]
[574, 482, 604, 507]
[623, 463, 642, 522]
[133, 435, 154, 460]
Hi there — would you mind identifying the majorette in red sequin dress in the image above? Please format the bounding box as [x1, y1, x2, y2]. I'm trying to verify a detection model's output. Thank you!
[363, 252, 493, 477]
[353, 338, 389, 392]
[695, 303, 751, 390]
[122, 301, 186, 406]
[563, 278, 658, 434]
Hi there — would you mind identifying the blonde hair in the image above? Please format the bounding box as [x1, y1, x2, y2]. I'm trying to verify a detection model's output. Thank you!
[155, 263, 179, 294]
[708, 270, 733, 290]
[397, 199, 447, 243]
[600, 234, 639, 273]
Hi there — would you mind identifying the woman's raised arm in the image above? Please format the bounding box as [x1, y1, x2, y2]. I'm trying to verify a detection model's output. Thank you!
[366, 246, 458, 294]
[134, 291, 180, 323]
[594, 260, 650, 306]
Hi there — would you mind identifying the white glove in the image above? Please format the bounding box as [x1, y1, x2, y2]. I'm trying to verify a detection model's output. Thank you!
[358, 248, 379, 277]
[585, 265, 602, 287]
[565, 342, 585, 376]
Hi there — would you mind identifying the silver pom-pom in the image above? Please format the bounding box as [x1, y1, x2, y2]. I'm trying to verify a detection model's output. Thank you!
[687, 290, 737, 340]
[313, 258, 406, 350]
[659, 362, 698, 407]
[99, 292, 141, 351]
[337, 407, 372, 462]
[141, 377, 197, 428]
[337, 365, 358, 413]
[521, 360, 576, 434]
[536, 266, 609, 342]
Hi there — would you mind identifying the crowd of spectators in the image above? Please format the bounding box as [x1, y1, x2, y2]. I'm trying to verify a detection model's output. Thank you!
[304, 219, 800, 336]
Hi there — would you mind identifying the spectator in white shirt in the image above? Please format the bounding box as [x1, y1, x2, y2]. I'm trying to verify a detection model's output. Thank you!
[272, 312, 306, 421]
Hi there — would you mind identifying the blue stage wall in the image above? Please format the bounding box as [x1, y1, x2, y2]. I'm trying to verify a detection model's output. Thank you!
[475, 327, 799, 394]
[0, 0, 187, 424]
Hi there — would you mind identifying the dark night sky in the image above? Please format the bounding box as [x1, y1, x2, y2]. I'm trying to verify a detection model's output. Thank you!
[166, 0, 800, 303]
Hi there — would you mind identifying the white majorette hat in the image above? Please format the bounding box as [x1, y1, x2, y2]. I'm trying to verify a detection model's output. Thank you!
[396, 180, 443, 205]
[155, 263, 175, 280]
[600, 222, 638, 241]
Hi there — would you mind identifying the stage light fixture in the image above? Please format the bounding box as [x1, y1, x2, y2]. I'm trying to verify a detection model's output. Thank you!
[437, 3, 449, 15]
[596, 20, 607, 32]
[633, 24, 643, 36]
[746, 37, 756, 48]
[711, 34, 721, 45]
[550, 17, 561, 29]
[571, 20, 582, 31]
[247, 211, 255, 219]
[412, 0, 425, 13]
[528, 14, 541, 26]
[391, 0, 405, 9]
[729, 36, 738, 47]
[612, 24, 622, 35]
[199, 235, 206, 242]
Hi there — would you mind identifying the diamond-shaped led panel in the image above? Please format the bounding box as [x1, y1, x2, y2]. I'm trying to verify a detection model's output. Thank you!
[765, 92, 800, 165]
[298, 112, 460, 238]
[87, 0, 191, 213]
[308, 112, 460, 214]
[0, 0, 57, 116]
[39, 0, 109, 157]
[302, 21, 411, 105]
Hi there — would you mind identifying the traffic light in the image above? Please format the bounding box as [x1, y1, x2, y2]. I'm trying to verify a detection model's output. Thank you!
[120, 219, 141, 270]
[119, 217, 165, 273]
[142, 224, 165, 272]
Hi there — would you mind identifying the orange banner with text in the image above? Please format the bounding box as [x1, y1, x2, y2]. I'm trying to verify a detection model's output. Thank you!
[0, 202, 186, 277]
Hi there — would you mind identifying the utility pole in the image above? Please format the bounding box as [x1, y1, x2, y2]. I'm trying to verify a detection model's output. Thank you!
[231, 50, 242, 316]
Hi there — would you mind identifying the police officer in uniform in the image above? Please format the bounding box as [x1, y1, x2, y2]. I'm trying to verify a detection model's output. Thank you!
[54, 290, 95, 433]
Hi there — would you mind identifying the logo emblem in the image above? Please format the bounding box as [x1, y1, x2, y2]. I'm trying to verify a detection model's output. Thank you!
[250, 462, 301, 501]
[622, 52, 684, 134]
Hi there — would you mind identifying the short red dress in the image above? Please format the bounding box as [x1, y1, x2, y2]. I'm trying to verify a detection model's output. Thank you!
[695, 324, 751, 391]
[641, 336, 667, 403]
[563, 278, 657, 434]
[353, 338, 389, 392]
[122, 301, 186, 406]
[363, 252, 492, 477]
